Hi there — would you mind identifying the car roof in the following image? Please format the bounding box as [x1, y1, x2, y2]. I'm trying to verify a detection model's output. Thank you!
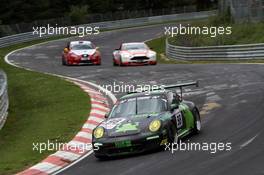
[70, 41, 92, 45]
[121, 90, 169, 100]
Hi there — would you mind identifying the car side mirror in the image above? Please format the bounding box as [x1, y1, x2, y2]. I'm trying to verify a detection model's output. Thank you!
[64, 48, 69, 53]
[149, 47, 153, 50]
[115, 48, 120, 51]
[104, 112, 109, 119]
[170, 104, 178, 112]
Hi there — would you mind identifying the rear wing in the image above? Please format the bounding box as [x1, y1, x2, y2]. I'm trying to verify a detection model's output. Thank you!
[163, 81, 199, 99]
[127, 81, 199, 98]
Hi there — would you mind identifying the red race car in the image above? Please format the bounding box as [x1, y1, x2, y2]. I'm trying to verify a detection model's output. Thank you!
[62, 41, 101, 66]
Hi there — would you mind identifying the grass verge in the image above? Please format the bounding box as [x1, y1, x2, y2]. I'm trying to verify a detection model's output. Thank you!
[0, 37, 90, 175]
[146, 36, 264, 64]
[146, 16, 264, 64]
[169, 18, 264, 46]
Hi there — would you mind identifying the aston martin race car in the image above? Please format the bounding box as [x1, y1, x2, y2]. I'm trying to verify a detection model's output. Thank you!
[113, 42, 157, 66]
[92, 82, 201, 158]
[62, 41, 101, 65]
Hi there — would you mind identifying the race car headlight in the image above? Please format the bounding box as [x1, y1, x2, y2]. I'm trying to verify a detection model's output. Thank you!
[93, 127, 104, 139]
[149, 120, 161, 132]
[70, 53, 79, 59]
[147, 52, 156, 59]
[90, 52, 99, 60]
[122, 53, 132, 58]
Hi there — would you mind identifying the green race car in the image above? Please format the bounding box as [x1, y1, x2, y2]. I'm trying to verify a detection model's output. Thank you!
[92, 81, 201, 158]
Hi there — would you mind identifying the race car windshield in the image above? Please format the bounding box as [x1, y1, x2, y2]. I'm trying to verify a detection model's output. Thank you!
[122, 44, 148, 50]
[71, 44, 93, 50]
[110, 96, 167, 118]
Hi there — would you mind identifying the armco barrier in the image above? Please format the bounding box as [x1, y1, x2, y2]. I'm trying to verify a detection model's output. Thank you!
[0, 10, 217, 48]
[0, 70, 8, 130]
[166, 39, 264, 60]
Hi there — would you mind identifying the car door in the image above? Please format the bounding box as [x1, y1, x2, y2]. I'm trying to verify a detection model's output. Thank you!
[170, 92, 186, 132]
[113, 44, 122, 60]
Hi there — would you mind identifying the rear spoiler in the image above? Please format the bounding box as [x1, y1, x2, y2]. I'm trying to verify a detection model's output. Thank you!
[163, 81, 199, 98]
[162, 81, 199, 89]
[127, 81, 199, 98]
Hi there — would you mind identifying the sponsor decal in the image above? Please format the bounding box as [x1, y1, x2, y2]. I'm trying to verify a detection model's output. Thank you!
[115, 123, 139, 133]
[101, 118, 126, 129]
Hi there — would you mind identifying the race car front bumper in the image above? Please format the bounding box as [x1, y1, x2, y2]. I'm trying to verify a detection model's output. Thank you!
[121, 60, 157, 66]
[117, 55, 157, 66]
[67, 55, 101, 65]
[93, 131, 168, 157]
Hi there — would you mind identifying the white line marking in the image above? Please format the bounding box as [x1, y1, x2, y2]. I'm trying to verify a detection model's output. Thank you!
[240, 134, 259, 149]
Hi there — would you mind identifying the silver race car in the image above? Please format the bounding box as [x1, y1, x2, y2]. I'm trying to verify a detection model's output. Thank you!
[113, 42, 157, 66]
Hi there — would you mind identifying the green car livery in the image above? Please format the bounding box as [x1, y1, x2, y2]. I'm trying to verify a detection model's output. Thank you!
[92, 81, 201, 158]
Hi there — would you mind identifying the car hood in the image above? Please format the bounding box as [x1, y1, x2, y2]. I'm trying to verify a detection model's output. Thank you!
[70, 49, 96, 56]
[121, 49, 149, 56]
[99, 113, 166, 137]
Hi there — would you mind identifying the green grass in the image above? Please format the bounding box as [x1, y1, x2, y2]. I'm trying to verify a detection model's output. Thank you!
[146, 17, 264, 64]
[169, 19, 264, 47]
[0, 38, 90, 175]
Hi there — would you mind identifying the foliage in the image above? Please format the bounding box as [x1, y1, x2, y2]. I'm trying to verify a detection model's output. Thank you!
[69, 5, 89, 24]
[169, 20, 264, 47]
[0, 0, 217, 24]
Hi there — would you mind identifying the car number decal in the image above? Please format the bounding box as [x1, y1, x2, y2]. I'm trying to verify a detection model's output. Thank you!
[173, 109, 183, 129]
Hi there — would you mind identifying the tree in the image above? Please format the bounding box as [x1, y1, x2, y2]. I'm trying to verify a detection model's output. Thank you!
[69, 5, 89, 24]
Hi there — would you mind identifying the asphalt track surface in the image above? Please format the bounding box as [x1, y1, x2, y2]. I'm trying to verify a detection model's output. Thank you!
[8, 24, 264, 175]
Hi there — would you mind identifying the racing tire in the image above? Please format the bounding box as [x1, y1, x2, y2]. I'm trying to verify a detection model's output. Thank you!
[167, 125, 178, 144]
[119, 57, 123, 66]
[94, 154, 108, 160]
[64, 58, 70, 66]
[192, 107, 201, 134]
[62, 57, 66, 66]
[113, 59, 117, 66]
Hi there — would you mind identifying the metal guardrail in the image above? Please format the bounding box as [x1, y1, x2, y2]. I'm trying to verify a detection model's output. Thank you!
[166, 39, 264, 60]
[0, 70, 8, 130]
[0, 10, 217, 48]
